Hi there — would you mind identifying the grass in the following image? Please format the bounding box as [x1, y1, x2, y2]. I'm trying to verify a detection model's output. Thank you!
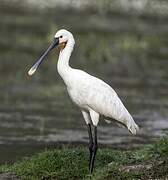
[0, 135, 168, 180]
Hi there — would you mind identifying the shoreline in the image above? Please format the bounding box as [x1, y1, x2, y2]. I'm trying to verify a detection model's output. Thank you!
[0, 135, 168, 179]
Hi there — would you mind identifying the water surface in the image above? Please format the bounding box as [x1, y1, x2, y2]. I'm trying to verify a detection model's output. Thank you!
[0, 1, 168, 164]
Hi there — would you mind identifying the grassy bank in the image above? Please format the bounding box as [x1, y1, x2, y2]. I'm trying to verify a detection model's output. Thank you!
[0, 135, 168, 180]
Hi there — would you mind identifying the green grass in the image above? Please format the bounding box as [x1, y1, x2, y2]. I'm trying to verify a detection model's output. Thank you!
[0, 135, 168, 180]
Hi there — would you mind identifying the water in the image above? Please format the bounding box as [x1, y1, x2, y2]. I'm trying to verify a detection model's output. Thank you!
[0, 1, 168, 164]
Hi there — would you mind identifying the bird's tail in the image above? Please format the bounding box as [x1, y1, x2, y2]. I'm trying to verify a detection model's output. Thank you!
[126, 115, 139, 135]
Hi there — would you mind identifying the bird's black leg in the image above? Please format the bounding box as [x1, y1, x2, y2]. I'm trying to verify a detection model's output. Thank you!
[89, 126, 98, 174]
[87, 124, 93, 170]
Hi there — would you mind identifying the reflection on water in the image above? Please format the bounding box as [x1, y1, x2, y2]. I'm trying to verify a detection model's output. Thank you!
[0, 1, 168, 164]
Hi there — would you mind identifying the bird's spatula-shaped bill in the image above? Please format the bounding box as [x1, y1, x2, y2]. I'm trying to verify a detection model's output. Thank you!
[28, 38, 59, 76]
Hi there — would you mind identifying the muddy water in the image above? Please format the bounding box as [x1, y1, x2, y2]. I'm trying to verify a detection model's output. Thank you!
[0, 1, 168, 164]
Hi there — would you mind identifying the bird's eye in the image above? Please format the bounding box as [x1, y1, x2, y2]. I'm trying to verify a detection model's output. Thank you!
[60, 35, 63, 38]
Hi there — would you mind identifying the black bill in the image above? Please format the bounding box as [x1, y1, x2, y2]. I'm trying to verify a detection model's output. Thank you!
[28, 38, 59, 76]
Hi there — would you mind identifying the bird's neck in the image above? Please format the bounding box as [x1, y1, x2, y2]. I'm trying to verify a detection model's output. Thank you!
[57, 39, 74, 83]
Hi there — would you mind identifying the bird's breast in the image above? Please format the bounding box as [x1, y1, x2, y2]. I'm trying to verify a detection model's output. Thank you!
[67, 86, 89, 110]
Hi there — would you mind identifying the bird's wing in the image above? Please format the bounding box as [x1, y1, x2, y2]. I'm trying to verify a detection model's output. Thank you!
[71, 70, 139, 134]
[80, 71, 138, 131]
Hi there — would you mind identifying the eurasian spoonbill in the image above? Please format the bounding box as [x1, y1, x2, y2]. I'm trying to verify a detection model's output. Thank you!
[28, 29, 139, 174]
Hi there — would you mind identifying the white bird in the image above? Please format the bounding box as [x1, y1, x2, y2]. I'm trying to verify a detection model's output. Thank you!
[28, 29, 139, 173]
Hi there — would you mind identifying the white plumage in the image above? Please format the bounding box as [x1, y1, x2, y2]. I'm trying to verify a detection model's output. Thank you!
[28, 29, 139, 173]
[56, 29, 139, 134]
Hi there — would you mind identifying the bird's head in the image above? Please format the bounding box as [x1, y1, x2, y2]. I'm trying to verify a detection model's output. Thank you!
[55, 29, 74, 50]
[28, 29, 74, 76]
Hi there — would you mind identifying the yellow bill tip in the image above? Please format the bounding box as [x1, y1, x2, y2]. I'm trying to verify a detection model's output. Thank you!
[28, 68, 36, 76]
